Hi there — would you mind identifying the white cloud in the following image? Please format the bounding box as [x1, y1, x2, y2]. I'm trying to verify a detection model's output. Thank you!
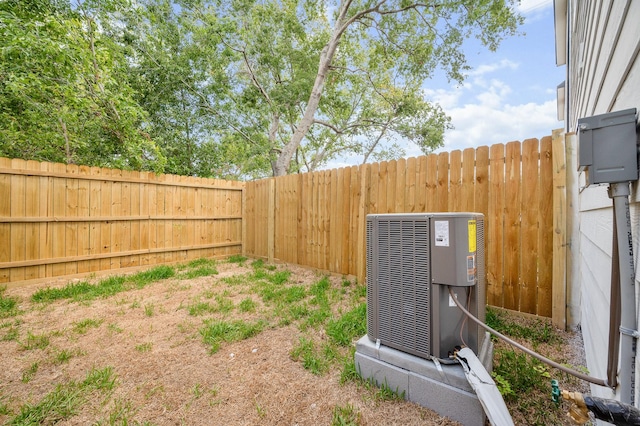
[468, 59, 520, 77]
[517, 0, 552, 15]
[428, 98, 559, 154]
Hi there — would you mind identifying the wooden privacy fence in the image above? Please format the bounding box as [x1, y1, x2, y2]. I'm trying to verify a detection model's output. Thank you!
[0, 157, 243, 286]
[245, 132, 568, 324]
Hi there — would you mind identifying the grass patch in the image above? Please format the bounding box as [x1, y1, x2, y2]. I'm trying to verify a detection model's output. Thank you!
[144, 303, 155, 317]
[1, 321, 20, 342]
[486, 307, 560, 346]
[53, 348, 83, 365]
[180, 265, 218, 280]
[227, 254, 247, 265]
[0, 287, 19, 318]
[199, 319, 265, 354]
[238, 298, 257, 313]
[135, 342, 153, 353]
[31, 266, 175, 304]
[331, 403, 361, 426]
[326, 303, 366, 346]
[290, 337, 330, 375]
[20, 331, 50, 350]
[73, 318, 103, 334]
[21, 362, 39, 383]
[7, 367, 115, 425]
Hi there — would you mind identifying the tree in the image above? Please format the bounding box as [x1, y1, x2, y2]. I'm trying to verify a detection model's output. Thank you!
[0, 0, 165, 171]
[272, 0, 522, 175]
[127, 0, 520, 177]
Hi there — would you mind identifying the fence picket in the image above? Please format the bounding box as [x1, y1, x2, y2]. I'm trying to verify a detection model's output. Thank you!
[1, 134, 561, 319]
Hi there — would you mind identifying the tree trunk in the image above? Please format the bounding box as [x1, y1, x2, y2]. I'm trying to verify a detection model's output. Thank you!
[272, 3, 349, 176]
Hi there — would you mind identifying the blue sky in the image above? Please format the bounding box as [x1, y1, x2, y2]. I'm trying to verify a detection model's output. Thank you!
[422, 0, 564, 155]
[328, 0, 564, 168]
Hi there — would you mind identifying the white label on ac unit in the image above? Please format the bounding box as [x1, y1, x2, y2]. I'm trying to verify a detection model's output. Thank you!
[449, 292, 457, 307]
[434, 221, 449, 247]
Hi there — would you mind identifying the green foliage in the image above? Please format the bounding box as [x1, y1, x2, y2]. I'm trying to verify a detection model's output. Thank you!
[0, 2, 165, 171]
[135, 342, 153, 353]
[493, 350, 547, 401]
[7, 367, 116, 425]
[0, 287, 19, 318]
[331, 404, 361, 426]
[21, 362, 39, 383]
[238, 298, 257, 313]
[326, 303, 367, 346]
[486, 307, 560, 346]
[290, 337, 329, 375]
[0, 394, 10, 416]
[31, 266, 175, 304]
[1, 319, 21, 342]
[179, 259, 218, 279]
[199, 319, 265, 353]
[227, 255, 247, 265]
[73, 318, 104, 334]
[491, 372, 516, 400]
[144, 303, 155, 317]
[21, 331, 50, 350]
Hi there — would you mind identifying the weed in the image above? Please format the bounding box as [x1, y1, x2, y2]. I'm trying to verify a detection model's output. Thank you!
[99, 397, 137, 425]
[188, 302, 217, 316]
[21, 331, 49, 350]
[129, 266, 175, 288]
[238, 298, 257, 313]
[31, 266, 174, 304]
[331, 404, 361, 426]
[486, 307, 560, 346]
[290, 337, 330, 375]
[326, 303, 366, 346]
[492, 372, 516, 400]
[375, 379, 405, 401]
[21, 362, 39, 383]
[54, 349, 80, 365]
[191, 383, 203, 399]
[8, 367, 115, 424]
[0, 395, 10, 415]
[255, 400, 266, 418]
[144, 303, 155, 317]
[107, 323, 123, 334]
[186, 258, 216, 269]
[135, 342, 153, 353]
[2, 324, 19, 342]
[492, 349, 546, 402]
[0, 287, 19, 318]
[181, 266, 218, 279]
[73, 318, 103, 334]
[222, 274, 250, 286]
[215, 295, 234, 314]
[339, 349, 360, 384]
[199, 319, 265, 353]
[227, 254, 247, 264]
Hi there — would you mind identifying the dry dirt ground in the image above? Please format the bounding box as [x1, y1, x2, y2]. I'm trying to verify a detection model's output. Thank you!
[0, 259, 589, 426]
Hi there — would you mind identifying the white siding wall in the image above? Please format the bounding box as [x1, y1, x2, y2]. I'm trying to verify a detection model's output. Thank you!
[565, 0, 640, 404]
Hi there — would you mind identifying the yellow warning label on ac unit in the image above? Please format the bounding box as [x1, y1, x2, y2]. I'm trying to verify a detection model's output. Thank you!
[468, 220, 476, 253]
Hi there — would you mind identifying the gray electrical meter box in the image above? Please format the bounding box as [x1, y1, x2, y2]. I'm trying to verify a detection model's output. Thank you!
[577, 108, 638, 185]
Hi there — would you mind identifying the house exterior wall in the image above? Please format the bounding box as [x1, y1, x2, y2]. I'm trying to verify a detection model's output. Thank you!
[559, 0, 640, 406]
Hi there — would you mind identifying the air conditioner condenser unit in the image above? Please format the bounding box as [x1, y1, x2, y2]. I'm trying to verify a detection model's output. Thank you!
[366, 213, 486, 359]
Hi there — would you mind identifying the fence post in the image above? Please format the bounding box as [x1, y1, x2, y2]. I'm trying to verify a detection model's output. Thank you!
[268, 177, 275, 263]
[552, 129, 567, 330]
[356, 164, 370, 283]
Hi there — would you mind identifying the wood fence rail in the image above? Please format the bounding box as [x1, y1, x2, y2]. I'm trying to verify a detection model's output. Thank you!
[1, 132, 568, 327]
[0, 158, 244, 285]
[245, 133, 568, 325]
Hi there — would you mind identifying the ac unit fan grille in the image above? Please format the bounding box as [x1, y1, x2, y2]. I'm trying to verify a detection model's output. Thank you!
[370, 218, 431, 357]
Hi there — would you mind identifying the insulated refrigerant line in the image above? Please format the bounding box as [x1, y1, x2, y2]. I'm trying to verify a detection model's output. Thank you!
[447, 287, 607, 387]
